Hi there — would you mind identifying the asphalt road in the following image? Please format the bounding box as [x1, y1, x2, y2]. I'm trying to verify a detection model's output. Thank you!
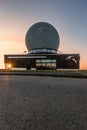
[0, 75, 87, 130]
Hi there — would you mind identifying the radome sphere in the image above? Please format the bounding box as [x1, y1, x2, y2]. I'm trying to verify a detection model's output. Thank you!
[25, 22, 60, 53]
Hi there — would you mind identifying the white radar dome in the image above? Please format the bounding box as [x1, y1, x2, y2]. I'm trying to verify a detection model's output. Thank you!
[25, 22, 60, 53]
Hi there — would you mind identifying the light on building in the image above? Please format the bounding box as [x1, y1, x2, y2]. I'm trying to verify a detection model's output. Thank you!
[8, 63, 12, 69]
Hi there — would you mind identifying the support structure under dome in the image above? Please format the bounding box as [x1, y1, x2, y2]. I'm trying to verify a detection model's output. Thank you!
[29, 48, 58, 54]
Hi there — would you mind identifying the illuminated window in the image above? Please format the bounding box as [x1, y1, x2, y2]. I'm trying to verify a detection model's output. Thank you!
[36, 59, 56, 69]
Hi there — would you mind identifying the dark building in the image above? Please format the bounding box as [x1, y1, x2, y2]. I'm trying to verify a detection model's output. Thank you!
[4, 22, 80, 70]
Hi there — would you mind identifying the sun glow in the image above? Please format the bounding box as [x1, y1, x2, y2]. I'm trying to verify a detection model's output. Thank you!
[0, 41, 26, 69]
[7, 63, 12, 69]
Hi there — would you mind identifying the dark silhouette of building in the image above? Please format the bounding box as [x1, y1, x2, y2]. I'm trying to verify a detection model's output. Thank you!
[4, 22, 80, 70]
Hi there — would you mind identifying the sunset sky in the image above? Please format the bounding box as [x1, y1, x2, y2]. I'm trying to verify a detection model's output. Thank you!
[0, 0, 87, 69]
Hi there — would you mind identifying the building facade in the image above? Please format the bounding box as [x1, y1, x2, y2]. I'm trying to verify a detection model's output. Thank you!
[4, 53, 80, 70]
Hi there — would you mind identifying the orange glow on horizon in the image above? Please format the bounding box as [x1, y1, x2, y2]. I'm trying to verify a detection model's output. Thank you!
[0, 41, 26, 69]
[80, 63, 87, 70]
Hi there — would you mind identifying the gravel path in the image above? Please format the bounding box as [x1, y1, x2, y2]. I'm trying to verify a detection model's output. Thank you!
[0, 75, 87, 130]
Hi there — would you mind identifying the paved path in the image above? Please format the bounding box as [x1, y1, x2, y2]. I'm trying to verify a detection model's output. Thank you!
[0, 75, 87, 130]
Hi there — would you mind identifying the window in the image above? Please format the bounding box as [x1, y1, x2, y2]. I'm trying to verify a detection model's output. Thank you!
[36, 59, 56, 69]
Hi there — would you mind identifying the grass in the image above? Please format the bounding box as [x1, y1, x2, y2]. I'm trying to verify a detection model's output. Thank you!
[0, 68, 87, 73]
[0, 69, 87, 78]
